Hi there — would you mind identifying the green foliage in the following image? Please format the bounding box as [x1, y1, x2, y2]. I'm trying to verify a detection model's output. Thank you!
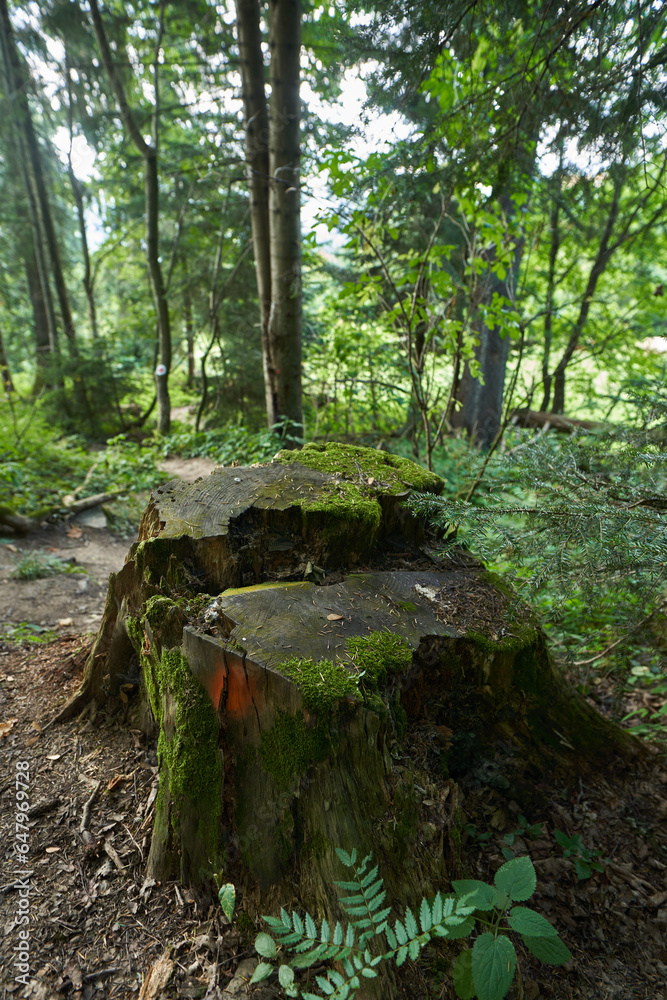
[251, 849, 570, 1000]
[10, 551, 86, 580]
[160, 425, 285, 467]
[553, 830, 605, 881]
[0, 622, 57, 644]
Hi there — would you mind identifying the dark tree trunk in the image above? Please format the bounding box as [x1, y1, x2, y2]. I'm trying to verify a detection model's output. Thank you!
[234, 0, 275, 426]
[235, 0, 303, 439]
[0, 321, 14, 392]
[451, 191, 524, 450]
[267, 0, 303, 439]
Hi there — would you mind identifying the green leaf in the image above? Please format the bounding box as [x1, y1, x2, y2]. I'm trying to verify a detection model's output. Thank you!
[452, 950, 475, 1000]
[254, 933, 277, 959]
[492, 889, 509, 910]
[360, 864, 379, 888]
[432, 892, 443, 925]
[420, 897, 432, 933]
[452, 880, 496, 911]
[335, 847, 356, 867]
[395, 919, 407, 945]
[333, 922, 343, 946]
[404, 907, 418, 938]
[443, 915, 476, 939]
[345, 923, 355, 948]
[321, 918, 330, 943]
[493, 856, 537, 902]
[522, 935, 572, 965]
[279, 965, 295, 988]
[396, 945, 408, 967]
[386, 925, 397, 949]
[361, 967, 378, 978]
[508, 907, 558, 938]
[305, 912, 318, 939]
[250, 962, 274, 984]
[408, 939, 421, 961]
[293, 912, 304, 936]
[217, 883, 235, 922]
[281, 907, 292, 929]
[315, 976, 335, 996]
[472, 933, 516, 1000]
[574, 858, 593, 880]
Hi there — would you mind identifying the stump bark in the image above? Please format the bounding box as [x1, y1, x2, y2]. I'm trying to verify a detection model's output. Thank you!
[58, 442, 644, 974]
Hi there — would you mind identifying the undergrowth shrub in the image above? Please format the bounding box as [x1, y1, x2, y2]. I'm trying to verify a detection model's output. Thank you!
[247, 848, 571, 1000]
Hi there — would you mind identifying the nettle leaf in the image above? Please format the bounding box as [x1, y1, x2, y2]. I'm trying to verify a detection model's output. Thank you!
[279, 965, 295, 988]
[472, 933, 516, 1000]
[443, 915, 475, 940]
[522, 935, 573, 965]
[452, 879, 496, 911]
[452, 950, 475, 1000]
[493, 856, 537, 902]
[217, 883, 235, 922]
[508, 906, 558, 938]
[254, 933, 277, 959]
[250, 961, 274, 984]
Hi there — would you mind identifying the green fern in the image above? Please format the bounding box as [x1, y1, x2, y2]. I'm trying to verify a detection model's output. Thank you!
[249, 850, 571, 1000]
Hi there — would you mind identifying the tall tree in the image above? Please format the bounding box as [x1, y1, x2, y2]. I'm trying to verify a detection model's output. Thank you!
[235, 0, 303, 439]
[88, 0, 173, 433]
[0, 0, 77, 352]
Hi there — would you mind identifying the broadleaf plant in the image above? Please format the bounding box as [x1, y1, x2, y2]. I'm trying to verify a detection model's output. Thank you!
[249, 849, 571, 1000]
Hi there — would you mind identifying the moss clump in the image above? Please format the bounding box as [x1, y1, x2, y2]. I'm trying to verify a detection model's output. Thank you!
[280, 655, 358, 715]
[153, 648, 222, 871]
[347, 631, 413, 688]
[399, 601, 418, 612]
[276, 442, 443, 495]
[236, 910, 256, 940]
[299, 478, 382, 533]
[259, 709, 330, 790]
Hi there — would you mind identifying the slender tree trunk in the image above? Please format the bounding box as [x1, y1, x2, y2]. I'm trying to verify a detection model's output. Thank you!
[550, 173, 623, 414]
[65, 50, 98, 342]
[25, 249, 53, 392]
[182, 264, 195, 388]
[0, 321, 14, 393]
[539, 143, 564, 412]
[267, 0, 303, 441]
[88, 0, 172, 433]
[235, 0, 275, 426]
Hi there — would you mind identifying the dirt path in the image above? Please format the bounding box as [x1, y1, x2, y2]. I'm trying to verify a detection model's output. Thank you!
[0, 458, 217, 638]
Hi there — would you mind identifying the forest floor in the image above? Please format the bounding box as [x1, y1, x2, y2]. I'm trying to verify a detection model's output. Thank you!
[1, 457, 666, 1000]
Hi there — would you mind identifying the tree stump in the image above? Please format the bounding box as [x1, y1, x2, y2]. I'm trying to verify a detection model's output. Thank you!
[58, 443, 644, 943]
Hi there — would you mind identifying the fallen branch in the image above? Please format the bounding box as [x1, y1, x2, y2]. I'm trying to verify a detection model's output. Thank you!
[80, 779, 102, 833]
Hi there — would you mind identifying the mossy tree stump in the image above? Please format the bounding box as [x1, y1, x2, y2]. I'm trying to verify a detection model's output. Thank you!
[59, 443, 644, 942]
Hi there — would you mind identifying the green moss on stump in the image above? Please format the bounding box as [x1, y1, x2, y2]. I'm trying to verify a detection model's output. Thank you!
[259, 709, 330, 790]
[347, 631, 413, 688]
[126, 598, 223, 878]
[276, 442, 443, 495]
[280, 655, 358, 715]
[275, 443, 443, 548]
